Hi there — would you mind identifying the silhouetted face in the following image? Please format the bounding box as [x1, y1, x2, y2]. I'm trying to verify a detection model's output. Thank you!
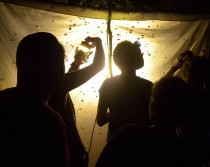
[113, 40, 144, 71]
[16, 32, 65, 91]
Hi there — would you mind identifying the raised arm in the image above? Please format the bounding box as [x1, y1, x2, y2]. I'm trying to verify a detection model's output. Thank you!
[162, 50, 193, 79]
[62, 37, 105, 92]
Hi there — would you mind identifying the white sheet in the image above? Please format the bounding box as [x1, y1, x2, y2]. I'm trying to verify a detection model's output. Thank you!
[0, 2, 210, 166]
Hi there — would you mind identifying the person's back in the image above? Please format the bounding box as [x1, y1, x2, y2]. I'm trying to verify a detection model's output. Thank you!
[96, 124, 190, 167]
[150, 77, 210, 166]
[96, 77, 207, 167]
[162, 52, 210, 143]
[0, 88, 68, 167]
[0, 32, 69, 167]
[97, 40, 153, 140]
[176, 56, 210, 165]
[99, 75, 153, 139]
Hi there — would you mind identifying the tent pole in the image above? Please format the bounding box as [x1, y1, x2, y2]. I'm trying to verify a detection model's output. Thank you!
[107, 0, 113, 77]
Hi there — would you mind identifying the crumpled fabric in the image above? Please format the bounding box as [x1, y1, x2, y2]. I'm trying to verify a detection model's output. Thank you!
[0, 2, 209, 166]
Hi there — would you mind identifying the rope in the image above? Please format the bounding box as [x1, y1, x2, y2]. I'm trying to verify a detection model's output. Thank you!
[107, 0, 113, 77]
[88, 116, 97, 154]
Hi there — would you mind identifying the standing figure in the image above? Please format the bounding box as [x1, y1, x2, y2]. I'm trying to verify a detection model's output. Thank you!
[96, 40, 154, 141]
[0, 32, 69, 167]
[96, 77, 207, 167]
[49, 37, 105, 167]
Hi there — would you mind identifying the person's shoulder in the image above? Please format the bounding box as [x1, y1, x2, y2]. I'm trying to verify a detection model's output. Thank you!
[39, 102, 64, 122]
[137, 77, 154, 87]
[139, 77, 153, 84]
[29, 102, 66, 135]
[103, 75, 119, 83]
[0, 87, 16, 96]
[0, 87, 17, 102]
[100, 75, 120, 88]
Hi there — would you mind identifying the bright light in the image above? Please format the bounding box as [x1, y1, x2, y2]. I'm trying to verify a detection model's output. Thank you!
[61, 19, 158, 98]
[58, 18, 164, 109]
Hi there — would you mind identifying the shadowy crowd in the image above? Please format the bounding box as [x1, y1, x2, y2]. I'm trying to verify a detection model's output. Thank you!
[0, 32, 210, 167]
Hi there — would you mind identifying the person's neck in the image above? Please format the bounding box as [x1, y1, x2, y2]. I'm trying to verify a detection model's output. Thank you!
[121, 70, 137, 77]
[16, 85, 49, 104]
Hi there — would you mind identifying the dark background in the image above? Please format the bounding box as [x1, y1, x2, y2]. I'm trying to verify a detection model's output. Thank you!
[33, 0, 210, 14]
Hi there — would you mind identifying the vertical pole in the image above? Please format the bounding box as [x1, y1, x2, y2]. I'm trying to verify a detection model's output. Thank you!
[107, 0, 113, 77]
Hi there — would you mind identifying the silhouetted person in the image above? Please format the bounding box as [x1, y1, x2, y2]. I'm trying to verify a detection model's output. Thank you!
[150, 77, 210, 166]
[176, 56, 210, 166]
[96, 40, 154, 141]
[163, 50, 209, 93]
[163, 51, 210, 152]
[186, 56, 209, 93]
[163, 50, 193, 79]
[0, 32, 69, 167]
[96, 77, 207, 167]
[49, 37, 105, 167]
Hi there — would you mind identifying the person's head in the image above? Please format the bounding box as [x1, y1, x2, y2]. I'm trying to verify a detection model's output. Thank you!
[113, 40, 144, 71]
[16, 32, 65, 99]
[149, 77, 196, 127]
